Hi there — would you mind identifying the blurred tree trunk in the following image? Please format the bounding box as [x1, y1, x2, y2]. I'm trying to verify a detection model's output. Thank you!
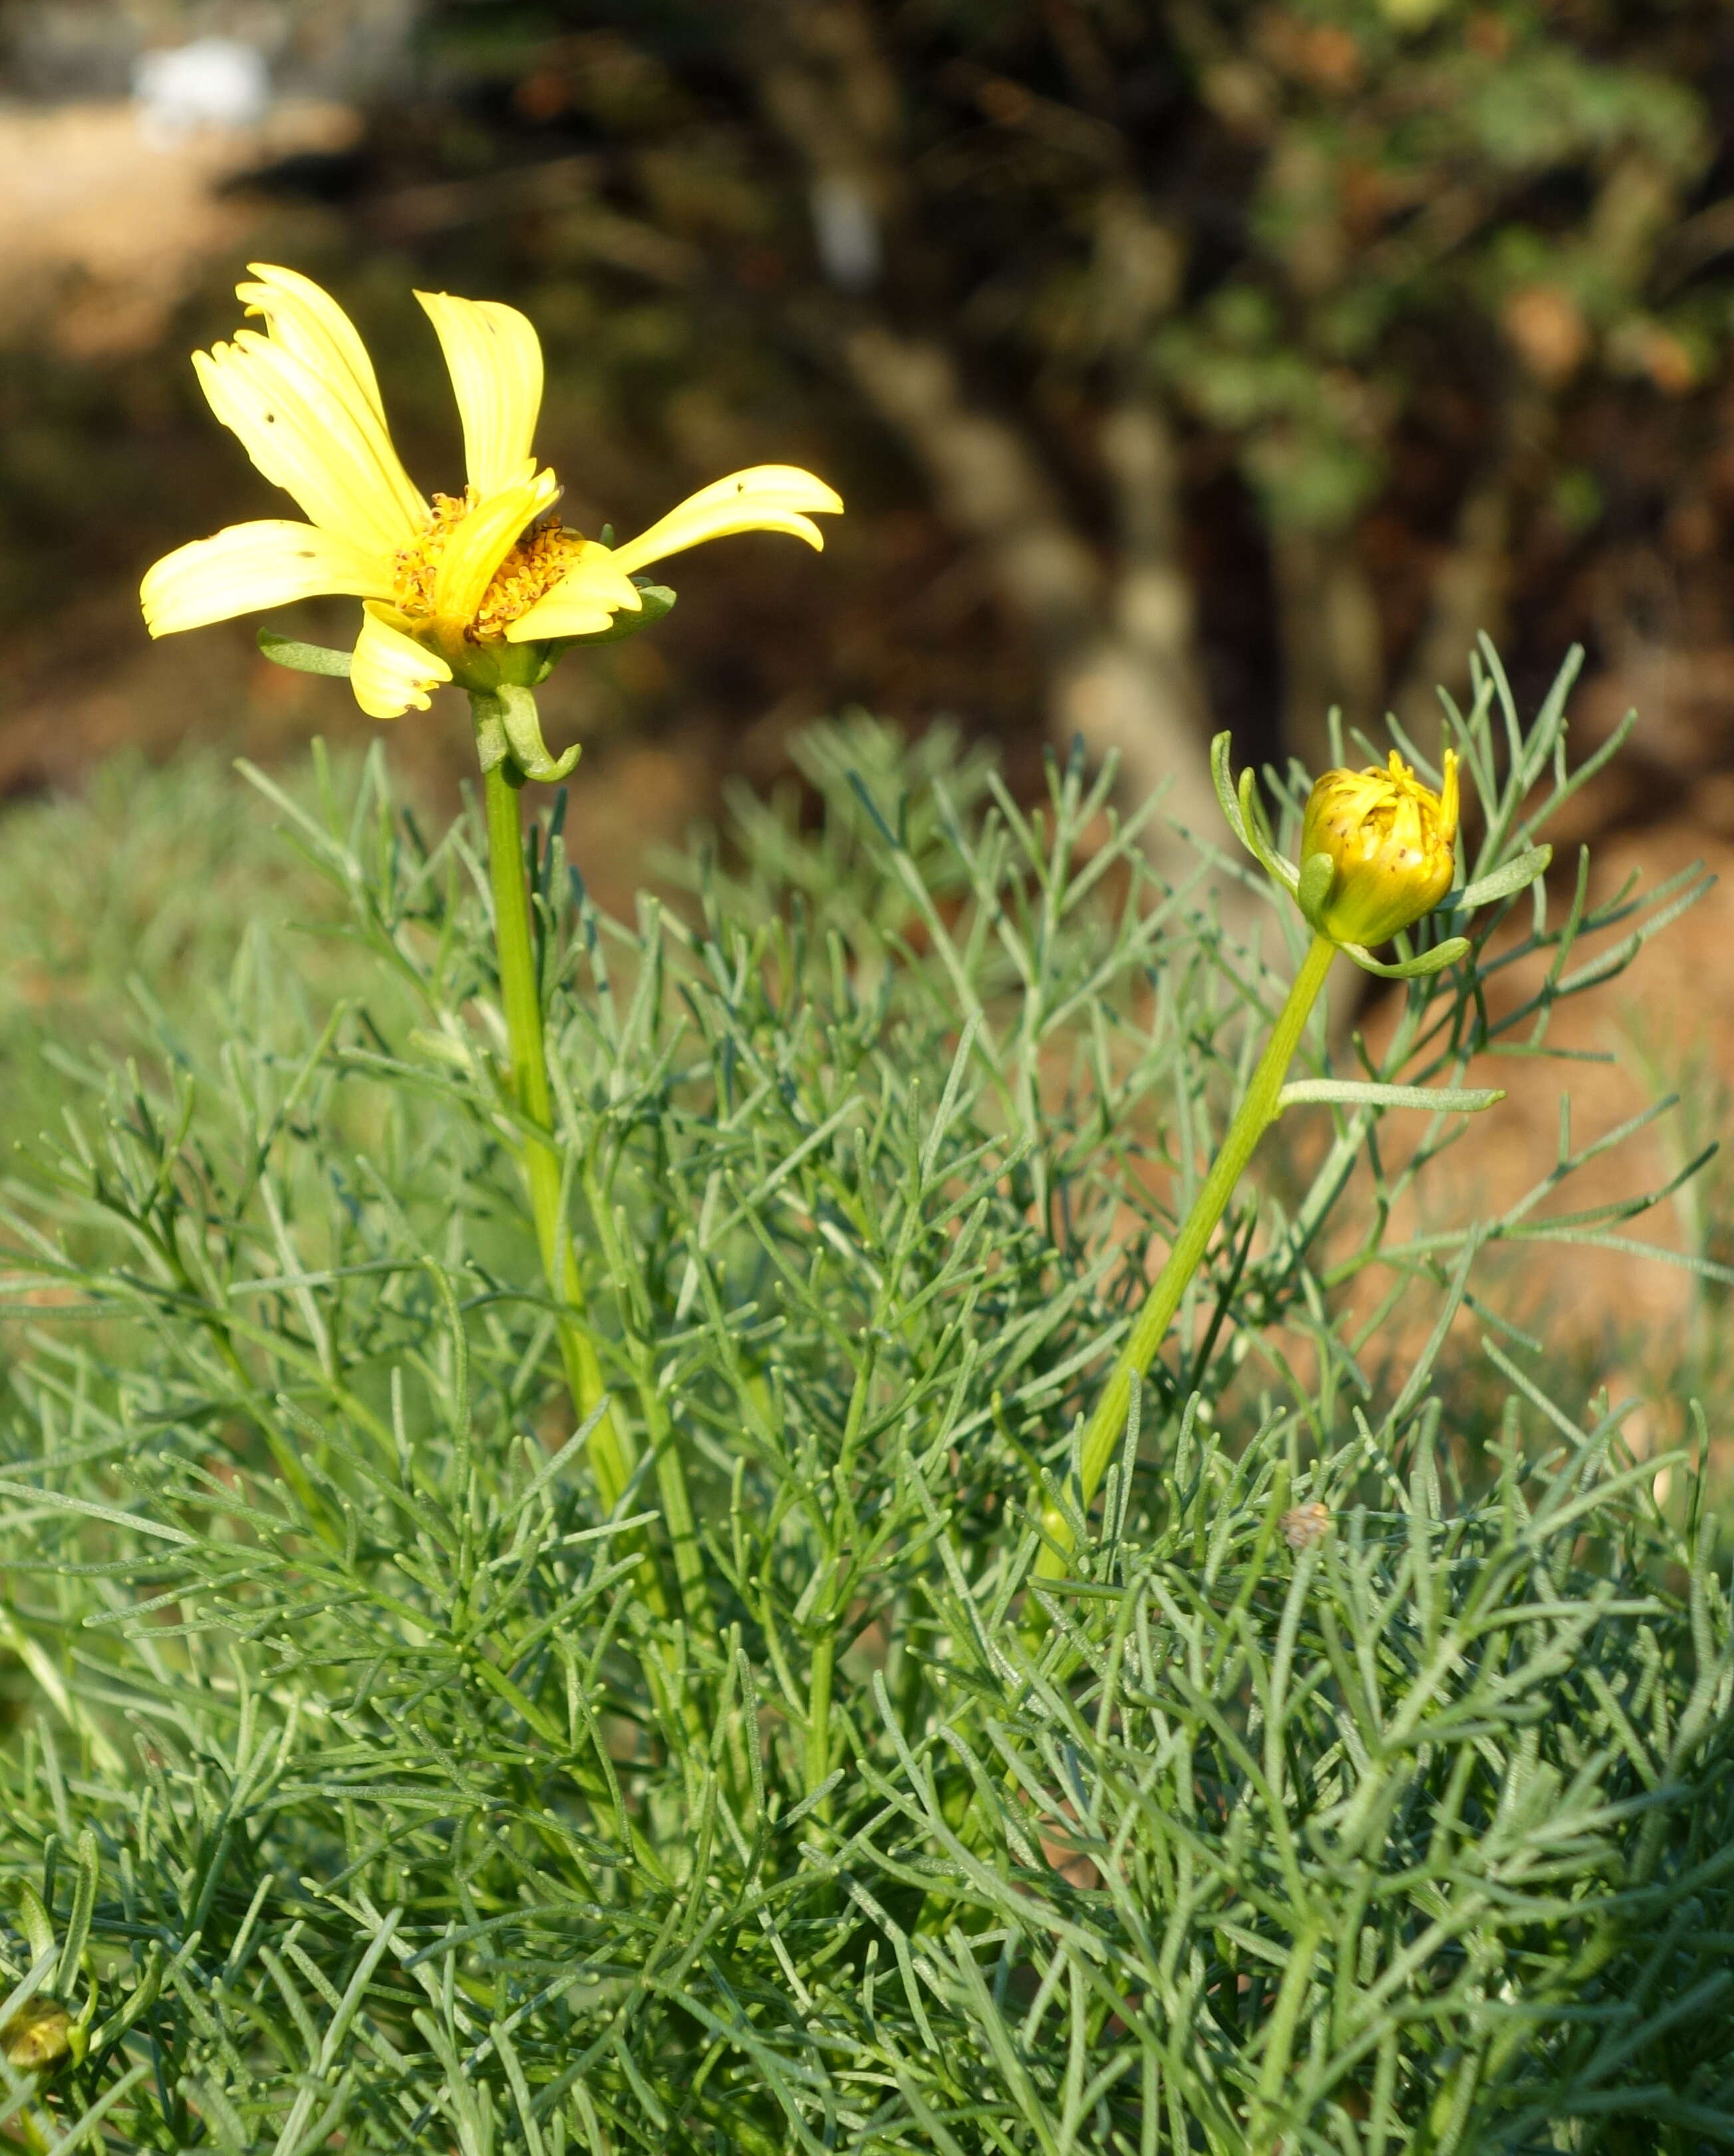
[1271, 414, 1542, 783]
[1270, 526, 1385, 777]
[748, 0, 1221, 857]
[841, 330, 1220, 842]
[1390, 388, 1554, 747]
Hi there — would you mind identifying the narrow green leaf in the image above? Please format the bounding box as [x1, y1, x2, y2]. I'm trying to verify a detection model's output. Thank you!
[1213, 733, 1300, 894]
[1457, 846, 1552, 911]
[257, 628, 353, 678]
[1211, 730, 1248, 843]
[53, 1835, 96, 1996]
[0, 1481, 194, 1545]
[38, 2060, 153, 2156]
[15, 1887, 55, 1966]
[407, 1028, 474, 1072]
[1237, 766, 1300, 894]
[1278, 1079, 1505, 1115]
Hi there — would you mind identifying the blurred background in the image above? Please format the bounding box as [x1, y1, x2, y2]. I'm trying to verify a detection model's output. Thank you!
[16, 0, 1734, 838]
[5, 0, 1734, 1429]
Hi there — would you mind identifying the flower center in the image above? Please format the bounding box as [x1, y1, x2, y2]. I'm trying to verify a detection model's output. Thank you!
[391, 489, 587, 641]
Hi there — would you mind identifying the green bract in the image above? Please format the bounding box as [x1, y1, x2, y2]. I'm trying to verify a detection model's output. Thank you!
[257, 577, 678, 790]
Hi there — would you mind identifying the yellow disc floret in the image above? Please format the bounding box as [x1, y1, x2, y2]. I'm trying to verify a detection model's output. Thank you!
[391, 491, 590, 642]
[1299, 748, 1460, 947]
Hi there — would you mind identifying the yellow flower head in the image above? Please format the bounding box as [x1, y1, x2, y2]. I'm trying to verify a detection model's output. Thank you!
[1298, 748, 1460, 948]
[140, 265, 843, 720]
[1, 1997, 76, 2075]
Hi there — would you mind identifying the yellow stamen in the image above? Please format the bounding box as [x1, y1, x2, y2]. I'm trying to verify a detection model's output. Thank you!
[390, 490, 592, 643]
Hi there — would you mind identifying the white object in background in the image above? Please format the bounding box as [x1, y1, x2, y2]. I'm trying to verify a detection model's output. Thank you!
[133, 39, 271, 145]
[810, 174, 882, 293]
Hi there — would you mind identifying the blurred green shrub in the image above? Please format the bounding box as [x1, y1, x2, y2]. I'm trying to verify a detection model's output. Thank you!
[0, 752, 357, 1144]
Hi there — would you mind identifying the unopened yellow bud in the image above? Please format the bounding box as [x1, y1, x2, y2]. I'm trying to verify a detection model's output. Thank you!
[1298, 749, 1459, 947]
[1, 1996, 74, 2074]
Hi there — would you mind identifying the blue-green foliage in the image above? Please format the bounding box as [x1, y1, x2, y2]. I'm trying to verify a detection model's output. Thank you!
[1, 666, 1731, 2151]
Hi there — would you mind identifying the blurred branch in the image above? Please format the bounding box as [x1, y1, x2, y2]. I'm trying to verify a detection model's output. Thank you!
[368, 155, 698, 285]
[1658, 192, 1734, 291]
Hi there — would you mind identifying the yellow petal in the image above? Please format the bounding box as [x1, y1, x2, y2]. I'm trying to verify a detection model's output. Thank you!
[504, 539, 644, 643]
[351, 603, 452, 719]
[609, 466, 843, 575]
[140, 520, 391, 637]
[194, 331, 423, 559]
[233, 268, 426, 536]
[238, 264, 390, 426]
[1438, 748, 1460, 847]
[416, 291, 545, 497]
[430, 469, 559, 635]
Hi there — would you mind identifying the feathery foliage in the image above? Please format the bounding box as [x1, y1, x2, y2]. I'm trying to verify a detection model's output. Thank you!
[1, 657, 1731, 2153]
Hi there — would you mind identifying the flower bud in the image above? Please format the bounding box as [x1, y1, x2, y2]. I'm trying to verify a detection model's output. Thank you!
[1, 1997, 74, 2074]
[1298, 749, 1459, 947]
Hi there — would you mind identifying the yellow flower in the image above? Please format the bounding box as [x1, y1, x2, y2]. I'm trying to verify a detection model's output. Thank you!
[140, 265, 843, 719]
[1298, 748, 1460, 947]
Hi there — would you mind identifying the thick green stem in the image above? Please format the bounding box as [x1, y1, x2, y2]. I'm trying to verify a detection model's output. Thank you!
[481, 753, 635, 1509]
[1034, 932, 1338, 1581]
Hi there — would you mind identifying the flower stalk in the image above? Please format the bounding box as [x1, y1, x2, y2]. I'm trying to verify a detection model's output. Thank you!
[480, 740, 635, 1510]
[1033, 931, 1338, 1582]
[482, 720, 712, 1634]
[1033, 730, 1513, 1592]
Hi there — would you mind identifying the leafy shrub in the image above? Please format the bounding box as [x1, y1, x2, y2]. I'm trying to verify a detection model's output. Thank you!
[1, 662, 1731, 2153]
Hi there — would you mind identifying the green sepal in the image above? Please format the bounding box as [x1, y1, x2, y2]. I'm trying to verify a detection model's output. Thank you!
[1278, 1078, 1505, 1115]
[1456, 845, 1552, 912]
[1210, 731, 1244, 839]
[1211, 732, 1299, 894]
[490, 682, 581, 784]
[1296, 850, 1336, 929]
[257, 627, 353, 678]
[1338, 933, 1471, 980]
[554, 581, 677, 649]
